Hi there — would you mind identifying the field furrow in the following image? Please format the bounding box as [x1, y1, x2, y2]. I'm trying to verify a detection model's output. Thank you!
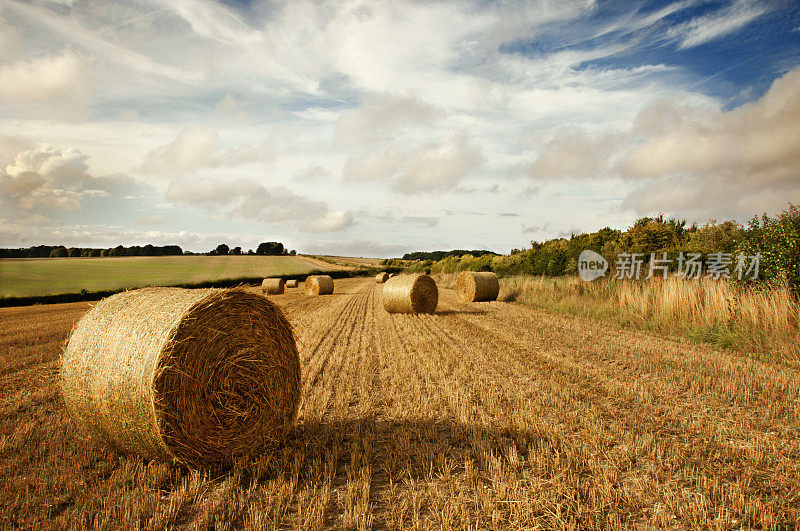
[2, 277, 798, 529]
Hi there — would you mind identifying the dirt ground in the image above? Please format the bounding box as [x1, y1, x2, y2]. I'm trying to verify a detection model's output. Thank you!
[2, 277, 799, 529]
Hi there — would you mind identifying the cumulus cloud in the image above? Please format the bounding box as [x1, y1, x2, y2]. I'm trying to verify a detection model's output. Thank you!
[165, 177, 354, 233]
[618, 67, 800, 219]
[303, 210, 354, 233]
[142, 127, 277, 172]
[335, 93, 444, 145]
[1, 144, 149, 215]
[523, 126, 619, 179]
[342, 134, 485, 194]
[0, 49, 91, 105]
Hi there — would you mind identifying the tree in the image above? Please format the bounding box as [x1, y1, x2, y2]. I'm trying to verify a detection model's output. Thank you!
[231, 246, 242, 255]
[627, 217, 680, 255]
[50, 247, 68, 258]
[216, 244, 230, 255]
[256, 242, 285, 255]
[683, 220, 743, 254]
[68, 247, 81, 257]
[289, 249, 296, 256]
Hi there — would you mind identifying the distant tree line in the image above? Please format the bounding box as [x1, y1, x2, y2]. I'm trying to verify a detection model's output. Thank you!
[0, 241, 298, 258]
[394, 203, 800, 293]
[401, 250, 497, 261]
[209, 242, 296, 256]
[0, 244, 184, 258]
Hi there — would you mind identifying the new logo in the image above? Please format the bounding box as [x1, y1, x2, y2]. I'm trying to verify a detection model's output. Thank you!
[578, 250, 608, 282]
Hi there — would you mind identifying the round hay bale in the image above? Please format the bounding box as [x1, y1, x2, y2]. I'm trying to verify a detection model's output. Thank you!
[60, 287, 300, 468]
[456, 271, 499, 302]
[285, 279, 298, 288]
[305, 275, 334, 295]
[375, 272, 389, 283]
[261, 277, 285, 294]
[382, 274, 438, 314]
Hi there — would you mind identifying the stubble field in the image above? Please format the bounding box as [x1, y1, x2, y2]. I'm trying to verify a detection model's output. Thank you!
[2, 277, 799, 529]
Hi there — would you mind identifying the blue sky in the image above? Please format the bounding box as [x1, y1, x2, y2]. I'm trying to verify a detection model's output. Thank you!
[1, 0, 799, 255]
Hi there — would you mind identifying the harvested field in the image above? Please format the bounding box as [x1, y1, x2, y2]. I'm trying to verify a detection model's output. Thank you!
[2, 277, 800, 528]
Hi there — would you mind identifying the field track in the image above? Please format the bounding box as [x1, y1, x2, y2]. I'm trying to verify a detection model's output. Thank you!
[2, 277, 799, 528]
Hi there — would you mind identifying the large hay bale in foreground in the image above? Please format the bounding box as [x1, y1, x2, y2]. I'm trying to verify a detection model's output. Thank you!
[375, 272, 389, 283]
[60, 288, 300, 468]
[285, 279, 298, 288]
[261, 278, 285, 294]
[456, 271, 499, 302]
[382, 274, 438, 314]
[305, 275, 334, 295]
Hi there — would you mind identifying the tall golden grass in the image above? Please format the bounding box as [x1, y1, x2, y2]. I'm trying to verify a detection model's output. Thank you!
[437, 273, 800, 363]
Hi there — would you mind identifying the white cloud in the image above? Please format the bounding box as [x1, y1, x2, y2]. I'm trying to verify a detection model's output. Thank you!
[342, 134, 485, 194]
[670, 0, 768, 50]
[618, 67, 800, 219]
[142, 128, 218, 171]
[165, 177, 354, 233]
[0, 49, 91, 105]
[142, 127, 277, 172]
[335, 93, 444, 145]
[1, 143, 152, 215]
[302, 210, 354, 233]
[5, 1, 204, 84]
[523, 126, 619, 179]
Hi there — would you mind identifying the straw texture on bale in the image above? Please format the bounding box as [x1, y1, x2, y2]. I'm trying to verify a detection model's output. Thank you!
[60, 287, 301, 468]
[382, 274, 438, 314]
[305, 275, 334, 295]
[375, 272, 389, 283]
[456, 271, 499, 302]
[285, 279, 298, 288]
[261, 277, 285, 294]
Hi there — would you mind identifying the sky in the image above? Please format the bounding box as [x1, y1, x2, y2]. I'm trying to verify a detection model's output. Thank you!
[0, 0, 799, 256]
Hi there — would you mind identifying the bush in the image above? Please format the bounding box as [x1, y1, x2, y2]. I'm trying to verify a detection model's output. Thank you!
[738, 204, 800, 293]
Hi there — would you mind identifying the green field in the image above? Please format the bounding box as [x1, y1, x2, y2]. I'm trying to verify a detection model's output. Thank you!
[0, 255, 338, 297]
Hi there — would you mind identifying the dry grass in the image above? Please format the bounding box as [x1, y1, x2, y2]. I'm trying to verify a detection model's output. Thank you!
[3, 277, 800, 528]
[487, 275, 800, 363]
